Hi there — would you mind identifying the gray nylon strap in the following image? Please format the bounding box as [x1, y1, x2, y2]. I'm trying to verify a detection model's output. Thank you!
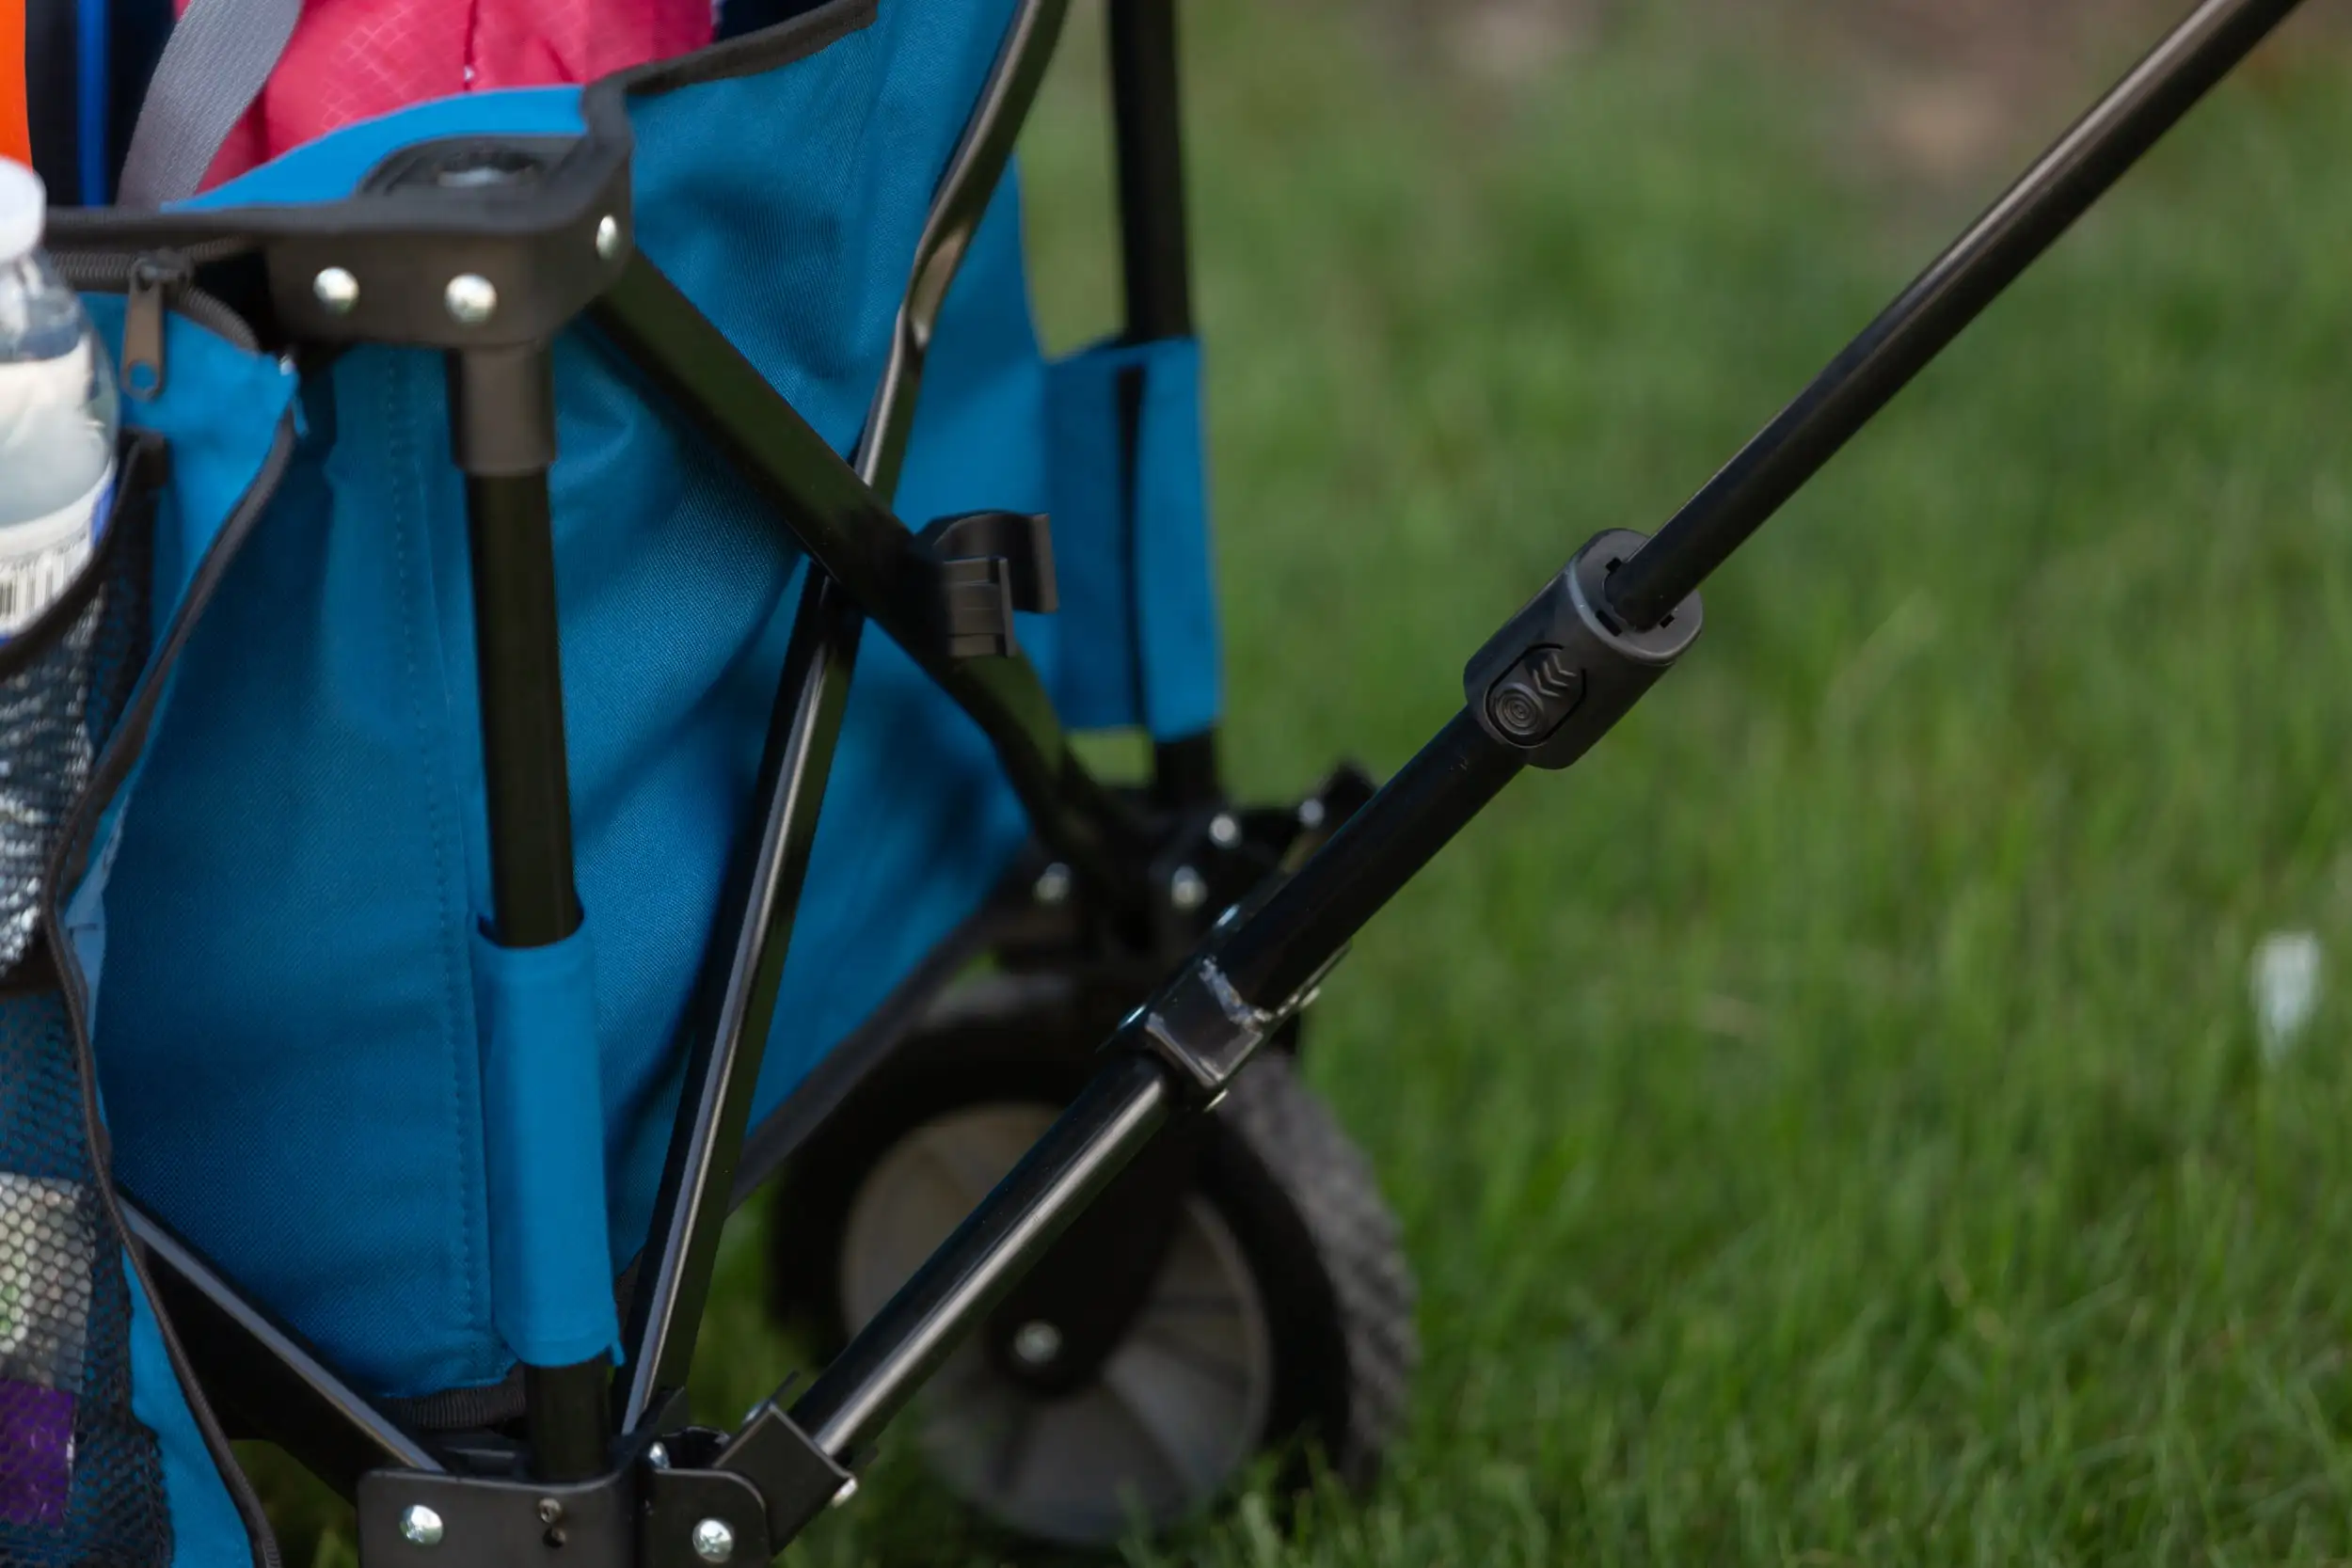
[115, 0, 304, 206]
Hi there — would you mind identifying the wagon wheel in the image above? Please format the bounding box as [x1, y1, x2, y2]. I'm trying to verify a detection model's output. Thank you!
[770, 1053, 1415, 1548]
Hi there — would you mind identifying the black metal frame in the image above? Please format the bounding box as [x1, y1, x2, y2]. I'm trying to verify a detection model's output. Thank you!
[50, 0, 2314, 1558]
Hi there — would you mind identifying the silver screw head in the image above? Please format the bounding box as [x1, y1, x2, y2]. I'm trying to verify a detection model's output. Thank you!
[535, 1498, 563, 1526]
[1011, 1320, 1063, 1368]
[691, 1518, 736, 1563]
[1169, 865, 1208, 911]
[312, 267, 360, 315]
[444, 274, 499, 325]
[1296, 797, 1327, 831]
[398, 1505, 445, 1547]
[1032, 863, 1073, 906]
[596, 214, 623, 261]
[646, 1441, 670, 1469]
[1208, 812, 1242, 849]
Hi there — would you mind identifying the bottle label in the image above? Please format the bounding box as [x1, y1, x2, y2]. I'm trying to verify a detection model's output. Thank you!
[0, 464, 110, 641]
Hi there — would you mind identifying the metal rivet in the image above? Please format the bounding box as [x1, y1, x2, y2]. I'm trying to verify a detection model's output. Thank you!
[1208, 813, 1242, 849]
[1011, 1320, 1063, 1368]
[444, 274, 499, 325]
[399, 1505, 445, 1547]
[596, 214, 623, 261]
[691, 1518, 736, 1563]
[312, 267, 359, 315]
[646, 1442, 670, 1469]
[535, 1499, 563, 1526]
[1169, 866, 1208, 911]
[1032, 863, 1073, 906]
[829, 1478, 859, 1510]
[1296, 798, 1327, 831]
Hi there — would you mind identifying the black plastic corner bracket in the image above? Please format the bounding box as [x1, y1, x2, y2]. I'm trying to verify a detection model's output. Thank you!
[917, 511, 1057, 659]
[1462, 527, 1704, 769]
[640, 1464, 773, 1568]
[266, 135, 633, 352]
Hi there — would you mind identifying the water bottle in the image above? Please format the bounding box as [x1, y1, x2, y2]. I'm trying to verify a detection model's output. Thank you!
[0, 158, 117, 636]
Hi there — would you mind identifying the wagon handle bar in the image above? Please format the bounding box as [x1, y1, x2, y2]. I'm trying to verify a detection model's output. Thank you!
[1606, 0, 2308, 631]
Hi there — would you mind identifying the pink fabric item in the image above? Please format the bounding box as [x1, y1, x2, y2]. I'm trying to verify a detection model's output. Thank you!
[188, 0, 711, 189]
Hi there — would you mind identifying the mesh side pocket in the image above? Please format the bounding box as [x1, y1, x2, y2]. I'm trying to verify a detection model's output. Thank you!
[0, 471, 171, 1568]
[0, 993, 169, 1568]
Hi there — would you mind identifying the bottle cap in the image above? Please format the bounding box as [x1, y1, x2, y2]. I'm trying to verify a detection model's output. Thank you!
[0, 159, 44, 265]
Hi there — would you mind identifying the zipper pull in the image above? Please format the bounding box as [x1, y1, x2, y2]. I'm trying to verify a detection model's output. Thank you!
[121, 254, 193, 404]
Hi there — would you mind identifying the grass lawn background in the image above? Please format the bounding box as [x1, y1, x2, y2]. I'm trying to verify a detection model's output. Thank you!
[273, 3, 2352, 1562]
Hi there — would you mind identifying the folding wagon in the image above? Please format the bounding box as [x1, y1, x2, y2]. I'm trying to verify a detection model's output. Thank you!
[0, 0, 2312, 1560]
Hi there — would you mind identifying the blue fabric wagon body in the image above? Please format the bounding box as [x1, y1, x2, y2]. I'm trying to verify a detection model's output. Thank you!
[35, 4, 1222, 1560]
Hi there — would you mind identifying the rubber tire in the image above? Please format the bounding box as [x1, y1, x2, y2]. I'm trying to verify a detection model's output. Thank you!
[767, 1053, 1417, 1528]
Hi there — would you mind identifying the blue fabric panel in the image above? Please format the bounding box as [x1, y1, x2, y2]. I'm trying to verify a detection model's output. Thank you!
[127, 1279, 250, 1568]
[68, 300, 297, 999]
[470, 926, 619, 1367]
[93, 11, 1053, 1400]
[1044, 335, 1221, 741]
[176, 90, 585, 210]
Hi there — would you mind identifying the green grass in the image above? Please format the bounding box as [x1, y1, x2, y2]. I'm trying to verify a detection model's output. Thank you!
[271, 5, 2352, 1563]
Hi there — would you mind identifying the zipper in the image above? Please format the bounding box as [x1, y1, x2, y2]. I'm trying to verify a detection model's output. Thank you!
[45, 423, 294, 1568]
[56, 245, 262, 403]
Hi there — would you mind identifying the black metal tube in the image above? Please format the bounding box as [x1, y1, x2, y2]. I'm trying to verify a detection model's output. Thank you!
[1108, 0, 1221, 806]
[785, 1053, 1174, 1458]
[618, 577, 861, 1432]
[521, 1363, 610, 1481]
[464, 473, 581, 947]
[1606, 0, 2308, 631]
[1109, 0, 1193, 342]
[452, 351, 610, 1481]
[1216, 709, 1524, 1008]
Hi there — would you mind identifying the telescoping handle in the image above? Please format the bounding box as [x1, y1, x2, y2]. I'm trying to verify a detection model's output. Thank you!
[709, 0, 2313, 1539]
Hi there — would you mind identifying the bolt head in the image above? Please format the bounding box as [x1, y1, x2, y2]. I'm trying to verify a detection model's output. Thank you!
[1296, 798, 1327, 831]
[596, 214, 623, 261]
[399, 1505, 445, 1547]
[1208, 812, 1242, 849]
[691, 1517, 736, 1563]
[1011, 1320, 1063, 1368]
[1168, 865, 1208, 912]
[444, 274, 499, 325]
[535, 1498, 563, 1526]
[312, 267, 360, 315]
[1032, 863, 1073, 906]
[646, 1441, 670, 1469]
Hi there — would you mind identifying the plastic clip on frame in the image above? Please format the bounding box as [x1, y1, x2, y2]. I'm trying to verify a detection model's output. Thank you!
[45, 0, 2314, 1560]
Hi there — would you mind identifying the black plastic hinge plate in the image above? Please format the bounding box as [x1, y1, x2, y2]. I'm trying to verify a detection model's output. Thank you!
[920, 511, 1056, 659]
[356, 1466, 635, 1568]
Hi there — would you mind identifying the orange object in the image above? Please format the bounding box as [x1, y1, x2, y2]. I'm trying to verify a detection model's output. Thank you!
[0, 0, 29, 168]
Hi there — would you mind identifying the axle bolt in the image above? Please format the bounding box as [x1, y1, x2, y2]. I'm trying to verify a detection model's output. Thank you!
[1011, 1320, 1063, 1368]
[691, 1518, 736, 1563]
[398, 1505, 444, 1547]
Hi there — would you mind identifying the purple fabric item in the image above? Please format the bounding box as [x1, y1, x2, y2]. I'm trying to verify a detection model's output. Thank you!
[0, 1379, 73, 1527]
